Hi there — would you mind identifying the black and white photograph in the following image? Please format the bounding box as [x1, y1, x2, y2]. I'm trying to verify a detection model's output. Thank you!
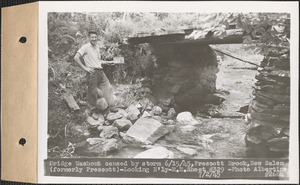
[38, 1, 298, 183]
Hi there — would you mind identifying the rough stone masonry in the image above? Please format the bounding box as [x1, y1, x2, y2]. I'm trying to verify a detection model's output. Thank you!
[246, 46, 290, 157]
[149, 43, 220, 111]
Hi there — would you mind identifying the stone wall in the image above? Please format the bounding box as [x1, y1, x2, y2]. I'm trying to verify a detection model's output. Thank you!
[150, 44, 220, 111]
[246, 46, 290, 157]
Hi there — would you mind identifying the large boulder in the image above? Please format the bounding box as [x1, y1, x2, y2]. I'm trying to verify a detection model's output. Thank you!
[123, 118, 171, 144]
[106, 109, 127, 122]
[134, 147, 174, 158]
[126, 105, 141, 122]
[100, 126, 119, 139]
[113, 119, 132, 131]
[176, 112, 200, 125]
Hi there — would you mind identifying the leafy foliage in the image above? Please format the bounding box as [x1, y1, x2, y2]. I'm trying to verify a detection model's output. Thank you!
[236, 13, 290, 55]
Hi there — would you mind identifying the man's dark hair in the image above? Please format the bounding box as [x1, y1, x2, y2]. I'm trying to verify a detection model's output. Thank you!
[88, 30, 98, 36]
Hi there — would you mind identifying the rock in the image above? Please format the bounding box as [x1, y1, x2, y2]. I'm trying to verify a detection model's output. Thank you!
[109, 107, 119, 112]
[167, 108, 176, 118]
[104, 120, 111, 126]
[161, 106, 170, 113]
[139, 98, 154, 111]
[166, 125, 175, 132]
[246, 134, 263, 144]
[123, 118, 171, 144]
[257, 85, 286, 94]
[238, 105, 249, 114]
[251, 100, 272, 109]
[179, 125, 196, 132]
[106, 109, 127, 122]
[78, 100, 87, 106]
[119, 132, 126, 138]
[266, 137, 289, 146]
[282, 128, 289, 136]
[251, 111, 279, 122]
[255, 73, 277, 83]
[166, 120, 175, 125]
[169, 84, 181, 94]
[113, 119, 132, 131]
[176, 112, 199, 125]
[254, 94, 278, 107]
[85, 138, 118, 155]
[158, 96, 174, 107]
[141, 111, 152, 118]
[268, 70, 290, 78]
[278, 115, 290, 122]
[152, 116, 163, 122]
[126, 105, 140, 122]
[176, 147, 197, 156]
[204, 94, 225, 105]
[83, 131, 91, 137]
[86, 138, 103, 146]
[256, 91, 290, 104]
[86, 116, 104, 126]
[269, 145, 289, 152]
[138, 87, 152, 94]
[256, 132, 273, 140]
[249, 104, 274, 114]
[103, 138, 118, 153]
[134, 147, 174, 158]
[96, 98, 108, 110]
[97, 125, 104, 132]
[152, 106, 162, 115]
[91, 113, 104, 121]
[273, 104, 289, 115]
[135, 103, 143, 110]
[100, 126, 119, 139]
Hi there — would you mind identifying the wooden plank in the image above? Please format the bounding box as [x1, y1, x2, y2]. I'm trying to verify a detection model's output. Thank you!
[157, 35, 244, 46]
[127, 33, 185, 45]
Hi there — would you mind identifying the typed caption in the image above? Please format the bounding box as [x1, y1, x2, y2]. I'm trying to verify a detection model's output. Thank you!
[44, 158, 288, 179]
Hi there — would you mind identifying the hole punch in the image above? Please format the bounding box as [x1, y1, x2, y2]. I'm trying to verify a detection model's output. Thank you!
[19, 138, 26, 146]
[19, 37, 27, 43]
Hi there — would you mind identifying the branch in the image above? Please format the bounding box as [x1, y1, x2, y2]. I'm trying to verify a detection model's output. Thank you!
[210, 45, 260, 67]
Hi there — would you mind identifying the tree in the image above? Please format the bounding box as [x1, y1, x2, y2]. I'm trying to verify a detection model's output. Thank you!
[236, 13, 290, 55]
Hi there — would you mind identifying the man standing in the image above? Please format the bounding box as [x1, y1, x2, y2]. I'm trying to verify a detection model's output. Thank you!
[74, 30, 115, 110]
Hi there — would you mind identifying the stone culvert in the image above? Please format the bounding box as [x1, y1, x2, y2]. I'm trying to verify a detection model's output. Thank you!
[246, 46, 290, 158]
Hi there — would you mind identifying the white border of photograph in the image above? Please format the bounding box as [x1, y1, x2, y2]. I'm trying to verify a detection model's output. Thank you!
[38, 1, 299, 184]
